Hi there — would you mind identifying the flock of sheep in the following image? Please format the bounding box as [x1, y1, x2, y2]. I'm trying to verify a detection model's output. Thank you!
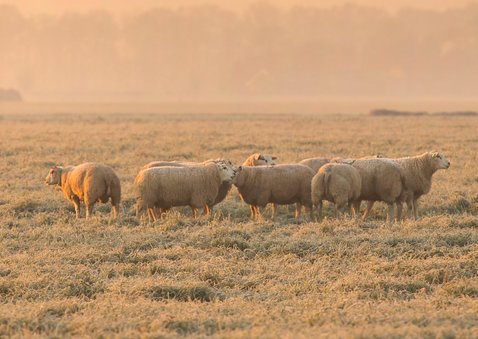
[44, 151, 450, 222]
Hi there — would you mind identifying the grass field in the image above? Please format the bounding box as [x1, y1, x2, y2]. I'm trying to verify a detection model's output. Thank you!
[0, 105, 477, 337]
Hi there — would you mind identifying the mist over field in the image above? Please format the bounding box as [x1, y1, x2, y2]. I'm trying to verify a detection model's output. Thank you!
[2, 2, 478, 101]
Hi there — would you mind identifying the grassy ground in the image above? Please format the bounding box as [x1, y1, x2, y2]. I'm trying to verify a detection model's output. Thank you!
[0, 108, 477, 337]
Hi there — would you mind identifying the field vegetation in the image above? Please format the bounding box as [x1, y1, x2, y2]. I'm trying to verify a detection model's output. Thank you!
[0, 107, 477, 337]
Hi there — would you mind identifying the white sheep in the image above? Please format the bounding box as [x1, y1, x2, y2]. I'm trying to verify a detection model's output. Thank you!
[135, 162, 236, 221]
[311, 163, 362, 220]
[140, 159, 236, 216]
[44, 162, 121, 219]
[333, 158, 405, 222]
[233, 164, 315, 221]
[364, 151, 450, 220]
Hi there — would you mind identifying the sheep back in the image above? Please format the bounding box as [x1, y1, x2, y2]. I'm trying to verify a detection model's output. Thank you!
[234, 164, 315, 207]
[299, 157, 330, 173]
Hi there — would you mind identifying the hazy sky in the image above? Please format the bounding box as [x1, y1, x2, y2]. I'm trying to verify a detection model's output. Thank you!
[2, 0, 478, 101]
[3, 0, 477, 15]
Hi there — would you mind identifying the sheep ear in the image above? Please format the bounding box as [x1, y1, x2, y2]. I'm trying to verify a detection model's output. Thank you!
[431, 152, 440, 158]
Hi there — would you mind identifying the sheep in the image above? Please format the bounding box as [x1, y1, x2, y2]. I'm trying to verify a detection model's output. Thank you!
[299, 154, 382, 217]
[311, 163, 362, 220]
[44, 162, 121, 219]
[360, 153, 387, 160]
[135, 162, 236, 221]
[242, 153, 277, 166]
[298, 157, 330, 173]
[333, 158, 405, 222]
[140, 159, 236, 217]
[364, 151, 450, 220]
[233, 164, 315, 221]
[240, 153, 278, 215]
[299, 155, 384, 174]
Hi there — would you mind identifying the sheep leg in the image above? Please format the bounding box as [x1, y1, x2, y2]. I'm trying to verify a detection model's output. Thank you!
[316, 201, 323, 221]
[295, 204, 301, 221]
[406, 201, 413, 219]
[396, 202, 403, 221]
[362, 201, 374, 221]
[257, 206, 263, 220]
[387, 203, 395, 223]
[203, 204, 211, 217]
[85, 201, 94, 219]
[147, 208, 157, 222]
[252, 205, 260, 220]
[72, 196, 81, 219]
[350, 202, 358, 219]
[135, 204, 140, 219]
[158, 208, 163, 220]
[255, 206, 263, 221]
[250, 205, 256, 219]
[111, 204, 119, 219]
[413, 198, 419, 220]
[296, 203, 302, 218]
[271, 203, 276, 220]
[352, 201, 361, 219]
[151, 208, 159, 221]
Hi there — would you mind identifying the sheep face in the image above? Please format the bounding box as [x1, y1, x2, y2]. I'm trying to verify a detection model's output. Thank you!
[430, 152, 451, 170]
[254, 153, 277, 166]
[216, 163, 237, 183]
[45, 167, 62, 185]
